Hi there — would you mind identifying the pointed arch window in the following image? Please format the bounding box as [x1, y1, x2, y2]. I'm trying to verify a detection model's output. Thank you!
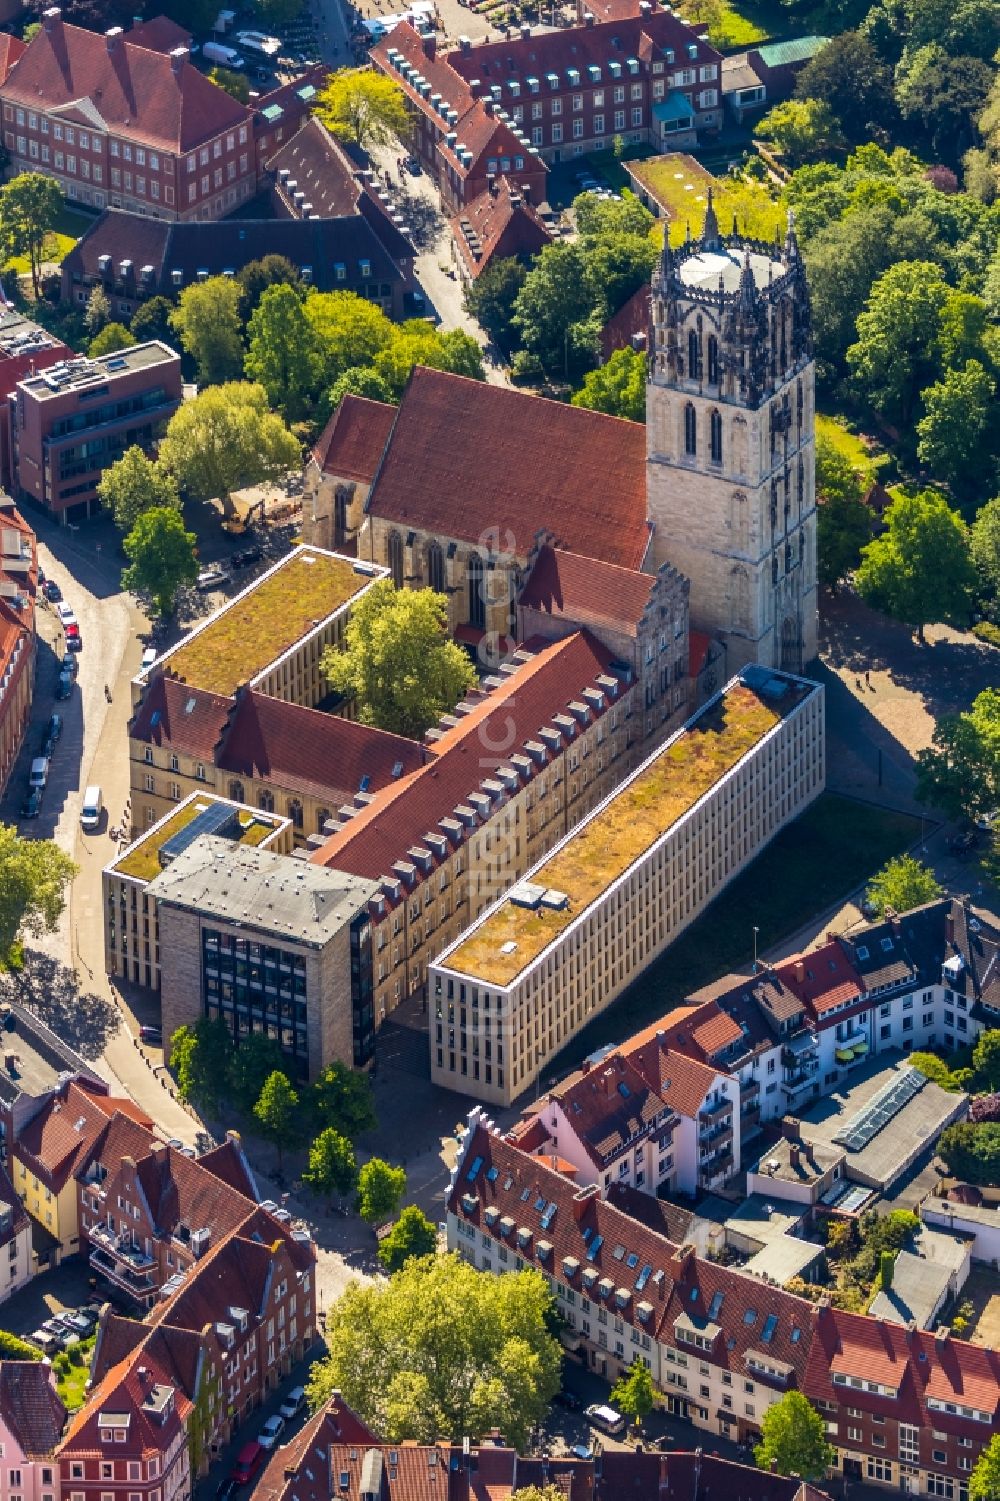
[387, 530, 403, 588]
[288, 798, 304, 830]
[684, 403, 697, 456]
[710, 410, 722, 464]
[427, 541, 445, 594]
[228, 779, 244, 804]
[258, 789, 274, 813]
[687, 329, 701, 381]
[468, 552, 486, 630]
[707, 334, 719, 385]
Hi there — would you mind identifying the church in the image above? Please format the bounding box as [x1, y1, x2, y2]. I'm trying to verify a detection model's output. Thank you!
[304, 200, 817, 717]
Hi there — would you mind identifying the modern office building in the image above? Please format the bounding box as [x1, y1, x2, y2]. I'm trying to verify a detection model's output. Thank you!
[430, 667, 825, 1105]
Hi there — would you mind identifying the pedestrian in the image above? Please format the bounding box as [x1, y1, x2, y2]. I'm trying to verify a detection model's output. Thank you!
[865, 668, 871, 687]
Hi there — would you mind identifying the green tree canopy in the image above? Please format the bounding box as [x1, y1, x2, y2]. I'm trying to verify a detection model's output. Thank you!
[865, 854, 942, 916]
[307, 1253, 561, 1446]
[917, 359, 998, 502]
[245, 283, 324, 423]
[322, 578, 476, 738]
[756, 98, 845, 164]
[88, 323, 136, 357]
[168, 1016, 232, 1110]
[463, 257, 528, 351]
[937, 1121, 1000, 1184]
[130, 296, 176, 345]
[229, 1032, 285, 1110]
[0, 172, 63, 295]
[97, 447, 180, 535]
[84, 285, 110, 335]
[971, 496, 1000, 603]
[513, 241, 600, 377]
[308, 1060, 377, 1137]
[801, 204, 897, 378]
[372, 322, 485, 400]
[610, 1359, 655, 1427]
[908, 1051, 964, 1090]
[0, 825, 77, 970]
[855, 489, 976, 639]
[572, 347, 646, 422]
[815, 435, 872, 587]
[121, 506, 198, 618]
[897, 47, 993, 166]
[847, 261, 951, 427]
[208, 65, 251, 103]
[253, 1071, 300, 1166]
[573, 188, 655, 240]
[170, 277, 245, 386]
[305, 291, 396, 384]
[378, 1204, 438, 1273]
[158, 383, 301, 516]
[916, 687, 1000, 819]
[972, 1028, 1000, 1091]
[316, 68, 408, 149]
[753, 1390, 835, 1481]
[970, 1433, 1000, 1501]
[328, 367, 394, 409]
[795, 32, 896, 143]
[237, 255, 302, 320]
[303, 1127, 357, 1199]
[355, 1157, 406, 1226]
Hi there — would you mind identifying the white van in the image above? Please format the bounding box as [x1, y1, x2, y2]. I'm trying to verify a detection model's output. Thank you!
[585, 1403, 626, 1436]
[80, 786, 103, 831]
[29, 756, 49, 790]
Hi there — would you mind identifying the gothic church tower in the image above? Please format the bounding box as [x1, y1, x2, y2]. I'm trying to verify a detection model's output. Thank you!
[645, 195, 817, 673]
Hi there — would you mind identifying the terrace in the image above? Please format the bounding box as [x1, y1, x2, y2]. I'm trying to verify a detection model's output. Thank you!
[162, 548, 371, 696]
[445, 677, 801, 987]
[112, 796, 281, 884]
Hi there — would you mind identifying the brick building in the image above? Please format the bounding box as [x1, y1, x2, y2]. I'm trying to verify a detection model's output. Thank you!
[0, 311, 73, 496]
[13, 342, 182, 523]
[0, 1363, 65, 1501]
[450, 175, 551, 280]
[0, 499, 37, 798]
[0, 1163, 32, 1303]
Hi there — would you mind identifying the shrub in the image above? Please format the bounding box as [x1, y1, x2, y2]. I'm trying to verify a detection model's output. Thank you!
[972, 621, 1000, 647]
[938, 1121, 1000, 1185]
[970, 1092, 1000, 1123]
[0, 1330, 42, 1361]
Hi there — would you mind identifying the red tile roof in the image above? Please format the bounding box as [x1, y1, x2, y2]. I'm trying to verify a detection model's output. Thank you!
[131, 1142, 256, 1246]
[256, 1398, 379, 1501]
[130, 674, 231, 759]
[451, 177, 551, 279]
[366, 367, 650, 568]
[600, 282, 649, 361]
[217, 688, 427, 804]
[371, 22, 474, 122]
[0, 33, 25, 83]
[621, 1033, 721, 1118]
[519, 544, 656, 639]
[546, 1053, 668, 1167]
[2, 16, 251, 152]
[17, 1082, 151, 1193]
[688, 629, 713, 677]
[61, 1342, 192, 1454]
[312, 393, 397, 483]
[777, 941, 863, 1017]
[125, 15, 192, 53]
[0, 1363, 65, 1457]
[309, 631, 615, 882]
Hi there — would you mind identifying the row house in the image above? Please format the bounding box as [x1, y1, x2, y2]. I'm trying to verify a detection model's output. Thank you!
[0, 1163, 32, 1303]
[0, 499, 36, 799]
[448, 1114, 1000, 1492]
[0, 1363, 65, 1501]
[309, 629, 641, 1042]
[0, 1000, 104, 1178]
[444, 7, 724, 161]
[77, 1131, 261, 1313]
[0, 12, 256, 222]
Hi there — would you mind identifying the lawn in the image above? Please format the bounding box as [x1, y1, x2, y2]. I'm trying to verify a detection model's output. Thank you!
[4, 206, 93, 272]
[53, 1335, 96, 1413]
[541, 793, 920, 1079]
[447, 680, 791, 986]
[816, 413, 882, 487]
[116, 799, 279, 882]
[625, 153, 786, 246]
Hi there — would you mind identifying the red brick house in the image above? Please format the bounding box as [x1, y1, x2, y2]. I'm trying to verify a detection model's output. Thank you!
[450, 175, 551, 280]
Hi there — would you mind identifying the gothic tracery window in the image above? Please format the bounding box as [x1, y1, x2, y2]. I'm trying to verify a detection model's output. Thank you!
[427, 541, 445, 594]
[707, 334, 719, 385]
[684, 403, 697, 456]
[710, 410, 722, 464]
[688, 329, 701, 381]
[387, 530, 403, 588]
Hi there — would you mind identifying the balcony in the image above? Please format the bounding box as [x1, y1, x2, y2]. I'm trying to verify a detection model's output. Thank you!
[699, 1122, 733, 1155]
[699, 1097, 730, 1126]
[741, 1078, 760, 1100]
[700, 1148, 733, 1186]
[89, 1222, 155, 1271]
[783, 1070, 817, 1097]
[90, 1247, 157, 1298]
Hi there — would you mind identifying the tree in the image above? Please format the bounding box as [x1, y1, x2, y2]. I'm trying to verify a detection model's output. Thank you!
[168, 1016, 232, 1110]
[916, 688, 1000, 820]
[816, 442, 872, 589]
[855, 490, 977, 640]
[316, 68, 408, 150]
[121, 506, 198, 618]
[937, 1121, 1000, 1184]
[573, 188, 654, 240]
[968, 496, 1000, 585]
[513, 241, 600, 377]
[756, 98, 844, 164]
[846, 261, 950, 428]
[865, 854, 942, 917]
[970, 1434, 1000, 1501]
[158, 383, 301, 517]
[328, 367, 394, 409]
[253, 1071, 300, 1167]
[510, 1489, 565, 1501]
[245, 284, 324, 422]
[897, 48, 993, 166]
[303, 1127, 357, 1199]
[917, 360, 998, 502]
[84, 285, 111, 336]
[229, 1031, 286, 1110]
[972, 1029, 1000, 1091]
[208, 65, 251, 103]
[169, 277, 245, 386]
[583, 233, 657, 318]
[0, 172, 63, 296]
[130, 296, 176, 345]
[372, 323, 484, 400]
[754, 1391, 835, 1481]
[97, 447, 180, 535]
[572, 347, 646, 422]
[307, 1253, 561, 1446]
[322, 579, 476, 738]
[610, 1359, 655, 1429]
[801, 205, 897, 378]
[89, 322, 136, 357]
[378, 1204, 437, 1272]
[355, 1157, 406, 1226]
[0, 825, 77, 970]
[309, 1060, 377, 1137]
[464, 257, 528, 350]
[795, 33, 896, 143]
[306, 292, 395, 384]
[237, 255, 302, 320]
[825, 1218, 855, 1255]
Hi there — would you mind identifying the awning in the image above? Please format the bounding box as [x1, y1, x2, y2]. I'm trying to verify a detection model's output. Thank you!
[835, 1046, 855, 1063]
[852, 1040, 869, 1056]
[652, 91, 695, 125]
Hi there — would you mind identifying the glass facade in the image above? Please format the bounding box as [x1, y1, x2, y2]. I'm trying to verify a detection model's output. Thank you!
[202, 928, 309, 1077]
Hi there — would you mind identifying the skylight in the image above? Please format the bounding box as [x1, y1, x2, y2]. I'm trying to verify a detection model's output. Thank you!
[708, 1291, 724, 1320]
[613, 1244, 626, 1260]
[744, 1309, 757, 1324]
[587, 1235, 604, 1261]
[466, 1155, 483, 1182]
[761, 1314, 778, 1343]
[626, 1252, 639, 1270]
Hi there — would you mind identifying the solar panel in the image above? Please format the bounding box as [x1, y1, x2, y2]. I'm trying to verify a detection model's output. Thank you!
[587, 1235, 604, 1261]
[466, 1155, 484, 1183]
[160, 800, 239, 865]
[832, 1067, 926, 1152]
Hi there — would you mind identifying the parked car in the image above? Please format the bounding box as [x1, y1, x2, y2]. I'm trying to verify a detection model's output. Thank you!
[232, 544, 264, 569]
[41, 713, 62, 757]
[29, 1328, 60, 1353]
[949, 830, 977, 855]
[569, 1445, 593, 1461]
[553, 1389, 582, 1411]
[404, 155, 421, 175]
[257, 1414, 285, 1450]
[61, 651, 78, 677]
[585, 1403, 625, 1436]
[56, 601, 76, 626]
[29, 756, 49, 790]
[975, 808, 998, 831]
[21, 787, 43, 819]
[216, 1482, 239, 1501]
[230, 1443, 265, 1485]
[62, 1312, 93, 1335]
[139, 1024, 163, 1046]
[43, 580, 62, 603]
[65, 623, 82, 651]
[279, 1387, 306, 1421]
[196, 565, 228, 592]
[56, 672, 74, 701]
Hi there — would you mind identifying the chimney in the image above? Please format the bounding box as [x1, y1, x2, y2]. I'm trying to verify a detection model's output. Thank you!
[782, 1116, 801, 1143]
[581, 1059, 591, 1074]
[169, 44, 189, 75]
[459, 34, 471, 53]
[42, 6, 62, 32]
[794, 960, 805, 984]
[105, 24, 123, 50]
[483, 98, 493, 116]
[520, 22, 530, 38]
[584, 10, 595, 23]
[770, 1461, 778, 1475]
[789, 1144, 800, 1170]
[487, 171, 497, 193]
[571, 1184, 599, 1223]
[945, 909, 955, 946]
[935, 1325, 950, 1347]
[520, 181, 531, 203]
[668, 1243, 696, 1281]
[905, 1319, 917, 1346]
[422, 32, 436, 59]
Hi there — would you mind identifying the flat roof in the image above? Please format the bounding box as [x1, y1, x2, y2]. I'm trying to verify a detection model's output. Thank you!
[743, 1235, 824, 1286]
[110, 792, 287, 884]
[155, 546, 382, 697]
[726, 1195, 804, 1246]
[146, 836, 379, 944]
[440, 670, 815, 988]
[753, 1136, 844, 1185]
[19, 340, 177, 397]
[0, 1001, 101, 1107]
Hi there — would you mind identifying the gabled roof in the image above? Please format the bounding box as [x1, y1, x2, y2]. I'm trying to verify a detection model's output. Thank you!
[128, 674, 232, 759]
[451, 177, 551, 279]
[17, 1082, 151, 1193]
[600, 281, 649, 360]
[130, 1143, 256, 1246]
[777, 940, 863, 1018]
[125, 15, 192, 54]
[365, 366, 650, 569]
[3, 16, 249, 152]
[519, 544, 656, 639]
[195, 1134, 259, 1201]
[0, 1363, 65, 1457]
[0, 33, 25, 83]
[546, 1053, 668, 1167]
[312, 394, 397, 484]
[256, 1397, 379, 1501]
[622, 1034, 721, 1119]
[61, 1342, 192, 1454]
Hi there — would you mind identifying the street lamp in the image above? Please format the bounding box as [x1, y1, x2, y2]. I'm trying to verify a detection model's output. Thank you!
[752, 925, 759, 973]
